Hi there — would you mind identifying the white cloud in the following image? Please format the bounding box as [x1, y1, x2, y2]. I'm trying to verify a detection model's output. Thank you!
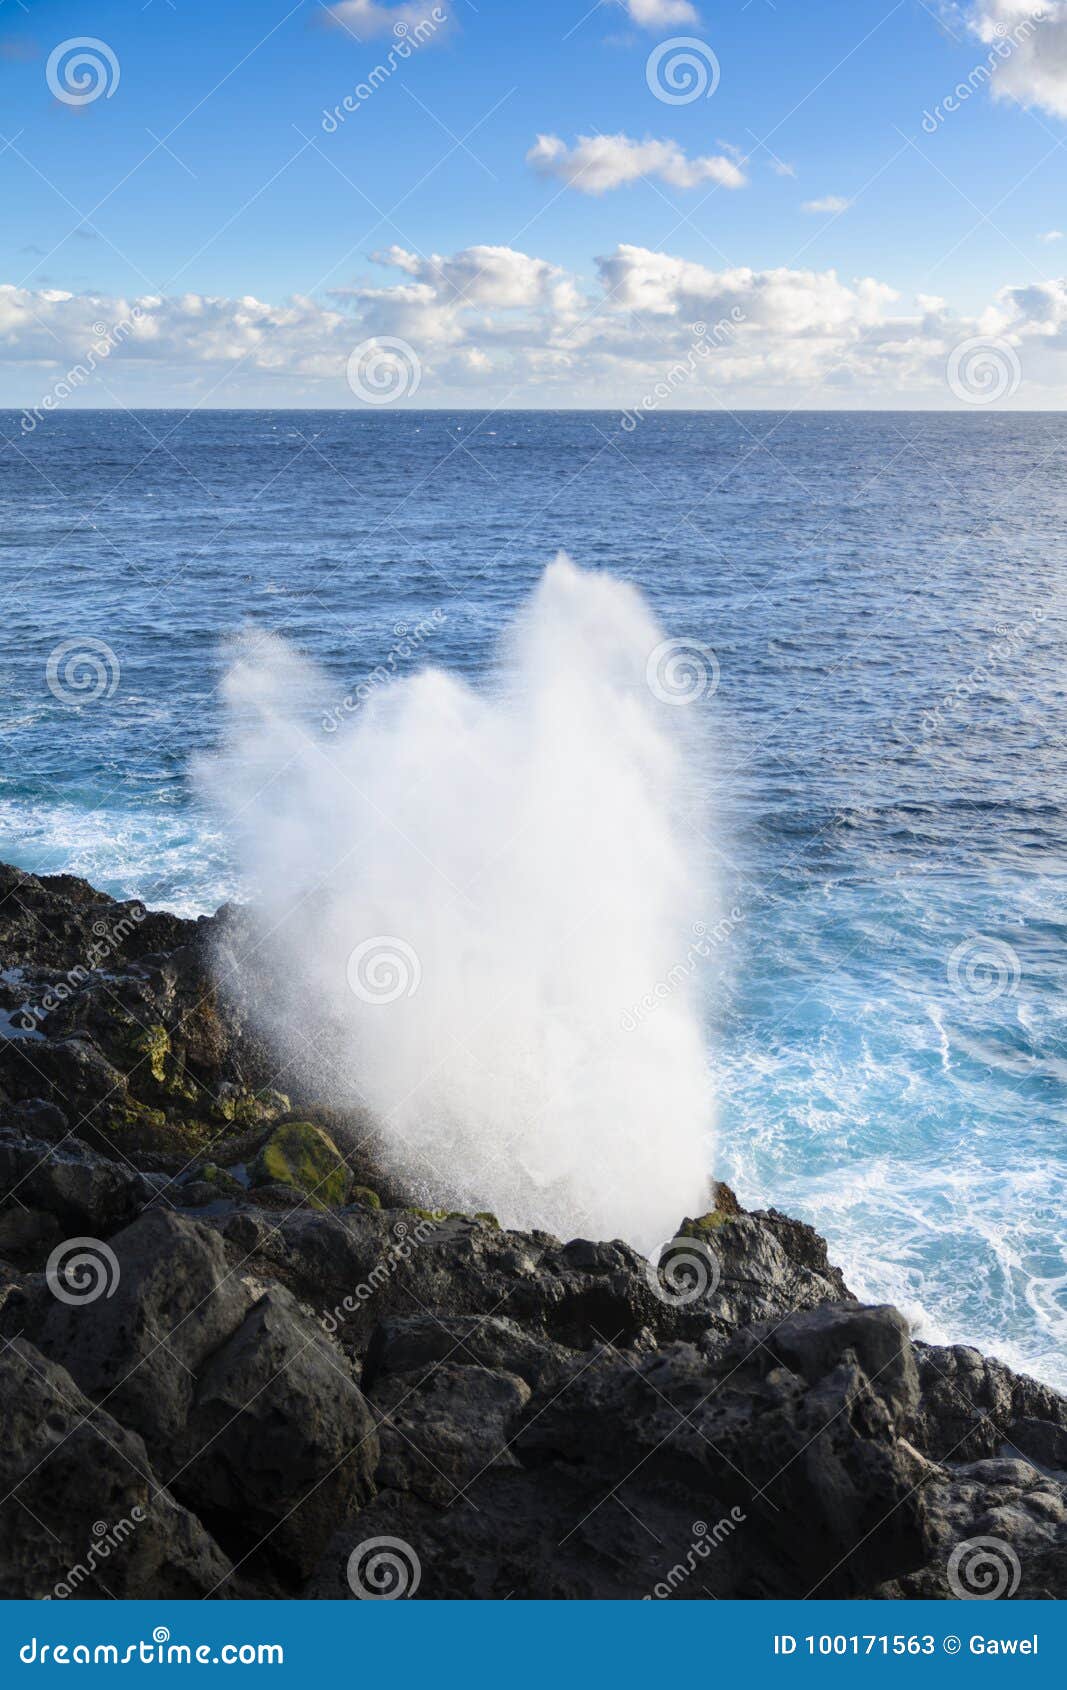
[325, 0, 451, 42]
[801, 195, 851, 214]
[991, 276, 1067, 338]
[365, 244, 569, 308]
[619, 0, 700, 26]
[3, 245, 1066, 408]
[527, 133, 746, 194]
[1039, 229, 1065, 241]
[965, 1, 1067, 116]
[594, 244, 897, 330]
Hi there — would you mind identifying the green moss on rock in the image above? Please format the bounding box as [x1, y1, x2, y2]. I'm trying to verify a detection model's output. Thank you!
[199, 1162, 244, 1196]
[131, 1023, 170, 1085]
[679, 1210, 734, 1240]
[108, 1101, 169, 1137]
[349, 1185, 381, 1210]
[251, 1121, 351, 1210]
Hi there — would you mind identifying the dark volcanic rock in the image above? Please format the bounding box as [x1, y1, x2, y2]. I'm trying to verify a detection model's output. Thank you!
[0, 1337, 232, 1599]
[0, 861, 1064, 1602]
[372, 1362, 530, 1505]
[913, 1341, 1067, 1467]
[180, 1286, 379, 1575]
[310, 1303, 927, 1599]
[884, 1457, 1067, 1600]
[0, 863, 194, 973]
[13, 1209, 257, 1453]
[0, 1124, 155, 1231]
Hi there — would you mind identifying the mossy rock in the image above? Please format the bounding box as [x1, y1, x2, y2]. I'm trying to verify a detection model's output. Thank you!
[349, 1185, 381, 1210]
[679, 1209, 735, 1240]
[407, 1207, 449, 1222]
[102, 1102, 210, 1156]
[251, 1121, 351, 1210]
[129, 1023, 170, 1085]
[474, 1211, 500, 1229]
[106, 1101, 169, 1138]
[214, 1087, 291, 1128]
[124, 1022, 199, 1102]
[255, 1089, 291, 1119]
[712, 1180, 743, 1217]
[198, 1162, 244, 1196]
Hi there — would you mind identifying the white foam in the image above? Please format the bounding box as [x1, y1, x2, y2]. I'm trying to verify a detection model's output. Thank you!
[199, 554, 716, 1249]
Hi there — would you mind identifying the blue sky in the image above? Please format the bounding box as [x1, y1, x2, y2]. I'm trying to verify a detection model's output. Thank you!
[3, 0, 1067, 406]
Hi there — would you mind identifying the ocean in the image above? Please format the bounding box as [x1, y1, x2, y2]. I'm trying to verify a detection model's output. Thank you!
[2, 407, 1065, 1389]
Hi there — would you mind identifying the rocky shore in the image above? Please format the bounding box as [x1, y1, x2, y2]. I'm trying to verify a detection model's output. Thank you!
[0, 861, 1064, 1601]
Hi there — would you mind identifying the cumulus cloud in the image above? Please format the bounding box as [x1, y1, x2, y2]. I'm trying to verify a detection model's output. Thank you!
[619, 0, 700, 25]
[527, 133, 746, 194]
[365, 244, 570, 308]
[991, 275, 1067, 338]
[964, 0, 1067, 116]
[801, 195, 851, 214]
[1039, 229, 1064, 241]
[594, 244, 896, 330]
[324, 0, 451, 42]
[2, 245, 1063, 407]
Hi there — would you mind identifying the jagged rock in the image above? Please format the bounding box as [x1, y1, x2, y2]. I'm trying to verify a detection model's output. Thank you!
[251, 1121, 352, 1209]
[886, 1457, 1067, 1600]
[371, 1362, 530, 1504]
[179, 1287, 378, 1575]
[0, 864, 194, 972]
[0, 1206, 61, 1257]
[0, 1125, 155, 1230]
[363, 1313, 572, 1391]
[913, 1342, 1067, 1466]
[0, 861, 1064, 1603]
[11, 1209, 257, 1454]
[310, 1303, 928, 1599]
[0, 1337, 232, 1598]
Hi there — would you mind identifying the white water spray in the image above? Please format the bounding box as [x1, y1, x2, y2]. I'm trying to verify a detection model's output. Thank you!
[200, 555, 715, 1247]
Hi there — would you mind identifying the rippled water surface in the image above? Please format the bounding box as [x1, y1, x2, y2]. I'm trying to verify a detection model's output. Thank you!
[2, 409, 1065, 1387]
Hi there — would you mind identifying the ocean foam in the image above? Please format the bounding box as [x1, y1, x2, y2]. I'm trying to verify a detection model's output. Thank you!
[198, 554, 717, 1249]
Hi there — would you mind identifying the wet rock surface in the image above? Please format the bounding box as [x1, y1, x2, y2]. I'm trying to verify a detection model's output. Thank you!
[0, 864, 1064, 1600]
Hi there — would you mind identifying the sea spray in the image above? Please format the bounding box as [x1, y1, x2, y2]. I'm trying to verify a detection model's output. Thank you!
[199, 555, 716, 1247]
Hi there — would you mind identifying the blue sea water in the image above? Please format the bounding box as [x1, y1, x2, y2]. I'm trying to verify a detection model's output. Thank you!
[2, 408, 1065, 1390]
